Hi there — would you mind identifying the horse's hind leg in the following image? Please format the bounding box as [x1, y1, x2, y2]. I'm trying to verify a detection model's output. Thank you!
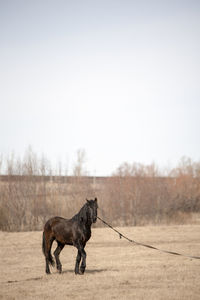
[54, 242, 64, 273]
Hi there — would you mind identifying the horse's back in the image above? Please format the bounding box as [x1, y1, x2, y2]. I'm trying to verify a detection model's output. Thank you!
[44, 216, 66, 229]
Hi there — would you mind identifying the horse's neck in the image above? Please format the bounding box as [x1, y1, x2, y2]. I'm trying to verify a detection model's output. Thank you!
[72, 206, 84, 220]
[72, 206, 92, 227]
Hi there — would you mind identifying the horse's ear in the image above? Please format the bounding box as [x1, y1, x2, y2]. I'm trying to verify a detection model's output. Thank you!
[86, 198, 89, 203]
[94, 197, 97, 202]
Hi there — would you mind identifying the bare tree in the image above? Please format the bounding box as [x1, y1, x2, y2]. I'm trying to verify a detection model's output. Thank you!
[73, 149, 87, 176]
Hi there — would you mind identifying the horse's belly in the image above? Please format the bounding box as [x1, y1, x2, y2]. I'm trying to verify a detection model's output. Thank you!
[53, 224, 73, 245]
[55, 233, 73, 245]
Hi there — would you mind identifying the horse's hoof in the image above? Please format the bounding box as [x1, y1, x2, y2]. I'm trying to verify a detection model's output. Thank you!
[57, 266, 62, 274]
[75, 270, 84, 275]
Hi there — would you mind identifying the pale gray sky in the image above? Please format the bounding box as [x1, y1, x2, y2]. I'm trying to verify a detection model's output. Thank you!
[0, 0, 200, 175]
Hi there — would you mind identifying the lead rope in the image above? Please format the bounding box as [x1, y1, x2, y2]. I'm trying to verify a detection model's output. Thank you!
[97, 216, 200, 260]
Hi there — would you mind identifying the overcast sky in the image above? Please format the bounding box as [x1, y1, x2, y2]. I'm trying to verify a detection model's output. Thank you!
[0, 0, 200, 175]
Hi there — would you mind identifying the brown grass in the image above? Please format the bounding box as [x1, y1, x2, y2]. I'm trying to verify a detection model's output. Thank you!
[0, 224, 200, 299]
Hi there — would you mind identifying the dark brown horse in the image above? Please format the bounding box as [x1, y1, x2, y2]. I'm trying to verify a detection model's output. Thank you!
[42, 198, 98, 275]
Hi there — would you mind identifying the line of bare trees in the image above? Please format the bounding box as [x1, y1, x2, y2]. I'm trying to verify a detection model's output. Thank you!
[0, 149, 200, 231]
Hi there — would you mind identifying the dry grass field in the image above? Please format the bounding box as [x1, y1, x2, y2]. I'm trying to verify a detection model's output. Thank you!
[0, 224, 200, 300]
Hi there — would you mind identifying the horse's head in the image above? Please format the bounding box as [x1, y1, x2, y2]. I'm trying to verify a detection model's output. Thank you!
[86, 197, 98, 223]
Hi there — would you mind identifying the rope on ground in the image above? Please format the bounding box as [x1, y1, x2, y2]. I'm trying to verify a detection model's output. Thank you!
[97, 216, 200, 260]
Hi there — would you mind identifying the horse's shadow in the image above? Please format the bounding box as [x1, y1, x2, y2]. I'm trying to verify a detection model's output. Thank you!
[6, 269, 109, 284]
[62, 268, 109, 274]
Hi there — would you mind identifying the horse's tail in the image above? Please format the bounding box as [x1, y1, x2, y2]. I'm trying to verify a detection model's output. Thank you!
[42, 231, 55, 267]
[42, 231, 46, 255]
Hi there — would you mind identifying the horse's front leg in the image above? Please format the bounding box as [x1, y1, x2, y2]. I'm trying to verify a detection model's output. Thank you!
[74, 242, 86, 275]
[80, 248, 86, 274]
[75, 250, 81, 274]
